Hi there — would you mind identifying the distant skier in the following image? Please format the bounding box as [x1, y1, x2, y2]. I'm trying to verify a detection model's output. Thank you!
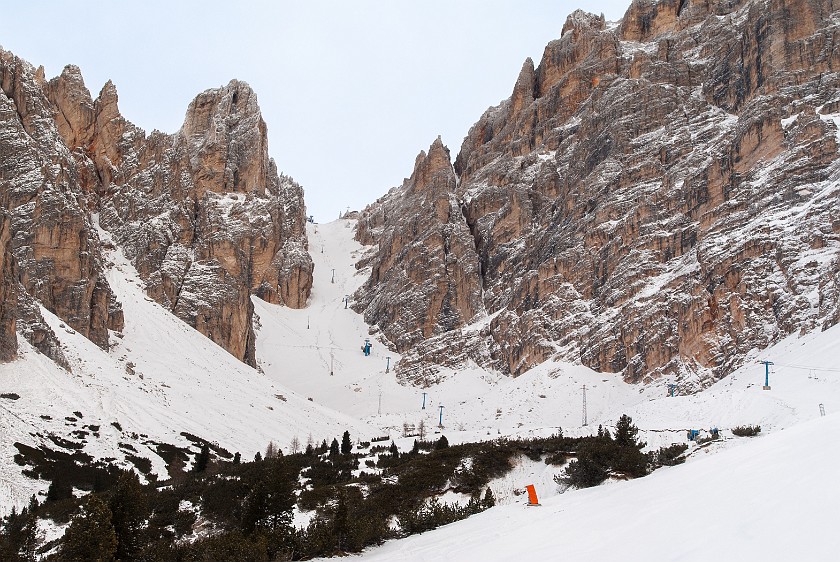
[362, 340, 372, 356]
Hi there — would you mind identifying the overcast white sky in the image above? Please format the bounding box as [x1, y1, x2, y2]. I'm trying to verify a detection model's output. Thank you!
[3, 1, 629, 222]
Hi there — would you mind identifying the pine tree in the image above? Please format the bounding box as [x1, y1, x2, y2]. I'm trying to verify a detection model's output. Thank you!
[435, 435, 449, 450]
[333, 488, 350, 552]
[254, 451, 263, 462]
[329, 438, 340, 457]
[265, 462, 295, 531]
[482, 487, 496, 508]
[389, 441, 398, 457]
[194, 443, 211, 473]
[304, 443, 315, 456]
[320, 439, 329, 454]
[233, 452, 241, 465]
[241, 480, 268, 534]
[265, 441, 277, 459]
[108, 471, 149, 561]
[561, 452, 608, 488]
[291, 436, 301, 455]
[614, 414, 643, 448]
[60, 495, 117, 562]
[0, 507, 18, 561]
[242, 463, 295, 534]
[341, 431, 352, 455]
[2, 503, 38, 562]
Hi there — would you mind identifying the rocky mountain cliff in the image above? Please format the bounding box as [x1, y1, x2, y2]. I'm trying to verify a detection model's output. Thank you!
[355, 0, 840, 390]
[0, 49, 312, 367]
[355, 138, 483, 354]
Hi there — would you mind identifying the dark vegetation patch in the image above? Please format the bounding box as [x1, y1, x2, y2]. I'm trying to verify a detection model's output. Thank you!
[70, 430, 89, 441]
[151, 442, 191, 476]
[12, 442, 123, 518]
[2, 416, 684, 560]
[46, 434, 84, 451]
[650, 443, 689, 467]
[732, 424, 761, 437]
[180, 431, 233, 459]
[125, 454, 154, 477]
[0, 392, 20, 400]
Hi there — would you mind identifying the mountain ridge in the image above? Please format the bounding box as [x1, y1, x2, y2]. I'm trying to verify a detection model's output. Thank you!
[0, 48, 313, 367]
[354, 0, 840, 390]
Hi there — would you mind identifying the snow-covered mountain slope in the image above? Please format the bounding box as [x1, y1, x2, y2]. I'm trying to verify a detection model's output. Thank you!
[345, 412, 840, 562]
[258, 219, 840, 444]
[2, 215, 838, 531]
[0, 236, 370, 514]
[254, 220, 504, 429]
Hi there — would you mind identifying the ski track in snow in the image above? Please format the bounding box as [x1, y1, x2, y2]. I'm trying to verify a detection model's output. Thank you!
[1, 218, 839, 559]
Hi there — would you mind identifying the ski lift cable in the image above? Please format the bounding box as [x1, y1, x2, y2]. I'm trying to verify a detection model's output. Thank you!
[770, 362, 840, 373]
[268, 342, 378, 353]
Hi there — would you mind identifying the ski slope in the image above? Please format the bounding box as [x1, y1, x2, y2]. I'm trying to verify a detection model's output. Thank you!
[342, 412, 840, 562]
[0, 227, 373, 514]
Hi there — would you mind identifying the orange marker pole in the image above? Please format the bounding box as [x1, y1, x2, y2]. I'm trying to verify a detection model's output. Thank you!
[526, 484, 540, 506]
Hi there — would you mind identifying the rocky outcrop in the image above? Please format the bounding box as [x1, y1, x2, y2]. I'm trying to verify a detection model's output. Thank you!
[356, 0, 840, 390]
[87, 79, 311, 365]
[0, 50, 123, 354]
[0, 211, 17, 361]
[0, 49, 312, 367]
[355, 138, 483, 356]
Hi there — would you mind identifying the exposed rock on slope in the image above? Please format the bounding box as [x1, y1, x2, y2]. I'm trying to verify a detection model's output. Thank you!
[355, 0, 840, 389]
[0, 49, 311, 366]
[355, 138, 483, 355]
[0, 211, 17, 361]
[0, 50, 123, 360]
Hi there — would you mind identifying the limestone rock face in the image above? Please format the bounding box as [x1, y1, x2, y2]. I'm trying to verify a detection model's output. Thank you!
[0, 50, 123, 354]
[86, 79, 311, 366]
[355, 138, 483, 362]
[356, 0, 840, 390]
[0, 211, 17, 362]
[0, 48, 312, 367]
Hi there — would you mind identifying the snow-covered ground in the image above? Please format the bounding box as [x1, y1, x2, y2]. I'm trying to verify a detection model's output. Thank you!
[340, 412, 840, 562]
[1, 217, 839, 560]
[0, 224, 373, 513]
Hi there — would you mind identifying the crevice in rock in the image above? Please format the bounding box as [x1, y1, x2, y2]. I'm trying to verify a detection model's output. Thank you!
[459, 200, 486, 291]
